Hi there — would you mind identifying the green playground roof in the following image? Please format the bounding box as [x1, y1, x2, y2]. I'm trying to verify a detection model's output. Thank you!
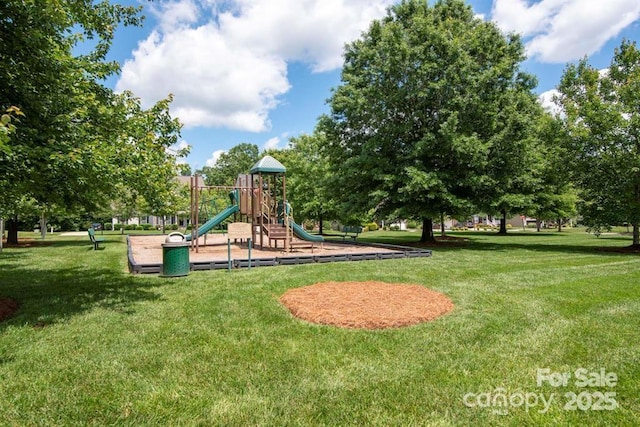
[249, 155, 286, 174]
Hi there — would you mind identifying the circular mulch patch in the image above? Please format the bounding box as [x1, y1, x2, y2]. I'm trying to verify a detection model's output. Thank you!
[0, 297, 19, 323]
[280, 281, 454, 329]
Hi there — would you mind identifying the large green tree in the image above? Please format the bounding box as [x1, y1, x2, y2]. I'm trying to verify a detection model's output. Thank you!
[557, 40, 640, 246]
[0, 0, 182, 243]
[475, 82, 544, 234]
[320, 0, 538, 242]
[198, 143, 260, 186]
[266, 132, 337, 234]
[529, 113, 577, 231]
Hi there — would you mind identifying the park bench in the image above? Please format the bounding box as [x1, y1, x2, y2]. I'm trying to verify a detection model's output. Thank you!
[341, 225, 363, 241]
[87, 227, 106, 250]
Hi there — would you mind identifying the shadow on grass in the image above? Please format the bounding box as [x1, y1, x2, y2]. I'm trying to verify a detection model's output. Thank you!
[453, 240, 636, 256]
[2, 239, 110, 249]
[0, 241, 169, 330]
[358, 231, 637, 256]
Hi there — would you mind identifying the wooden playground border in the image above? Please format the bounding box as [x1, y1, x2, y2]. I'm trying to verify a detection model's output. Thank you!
[127, 236, 432, 274]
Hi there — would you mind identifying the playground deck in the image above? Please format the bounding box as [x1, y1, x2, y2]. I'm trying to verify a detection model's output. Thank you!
[127, 234, 432, 274]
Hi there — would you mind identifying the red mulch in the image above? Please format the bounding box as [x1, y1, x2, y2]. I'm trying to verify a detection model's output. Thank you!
[0, 298, 19, 323]
[280, 281, 454, 329]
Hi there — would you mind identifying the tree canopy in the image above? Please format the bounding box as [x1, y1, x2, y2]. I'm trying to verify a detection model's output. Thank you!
[265, 132, 337, 233]
[198, 143, 260, 186]
[528, 113, 577, 231]
[320, 0, 540, 241]
[557, 39, 640, 246]
[0, 0, 183, 243]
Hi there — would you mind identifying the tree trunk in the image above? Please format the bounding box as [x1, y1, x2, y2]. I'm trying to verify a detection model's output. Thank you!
[7, 217, 19, 245]
[318, 213, 324, 235]
[498, 210, 508, 235]
[420, 217, 435, 243]
[440, 212, 446, 237]
[0, 218, 4, 252]
[557, 218, 562, 232]
[162, 216, 166, 234]
[633, 222, 640, 247]
[536, 219, 541, 232]
[40, 211, 47, 240]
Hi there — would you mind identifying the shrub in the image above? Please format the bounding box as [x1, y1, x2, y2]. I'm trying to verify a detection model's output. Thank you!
[303, 220, 315, 231]
[141, 224, 153, 230]
[390, 225, 400, 231]
[407, 220, 418, 229]
[366, 222, 379, 231]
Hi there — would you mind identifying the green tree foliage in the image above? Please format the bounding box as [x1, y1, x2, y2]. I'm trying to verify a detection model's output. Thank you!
[0, 106, 23, 154]
[177, 163, 193, 176]
[198, 143, 260, 186]
[266, 132, 337, 234]
[529, 113, 577, 231]
[320, 0, 539, 242]
[0, 0, 183, 243]
[558, 40, 640, 246]
[474, 84, 544, 234]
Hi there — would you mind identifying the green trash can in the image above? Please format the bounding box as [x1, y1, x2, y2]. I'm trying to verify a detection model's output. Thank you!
[162, 232, 190, 277]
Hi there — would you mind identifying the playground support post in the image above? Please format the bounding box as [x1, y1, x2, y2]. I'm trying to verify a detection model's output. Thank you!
[226, 238, 252, 271]
[283, 174, 289, 252]
[190, 175, 200, 253]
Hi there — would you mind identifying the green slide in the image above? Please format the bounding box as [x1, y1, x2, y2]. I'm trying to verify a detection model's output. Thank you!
[185, 205, 239, 241]
[291, 220, 324, 242]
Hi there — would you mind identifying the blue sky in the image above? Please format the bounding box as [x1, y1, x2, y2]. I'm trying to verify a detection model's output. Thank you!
[105, 0, 640, 173]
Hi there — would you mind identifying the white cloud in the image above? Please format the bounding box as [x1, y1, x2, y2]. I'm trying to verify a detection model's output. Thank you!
[176, 140, 190, 151]
[263, 136, 281, 151]
[167, 139, 191, 162]
[220, 0, 392, 72]
[492, 0, 640, 63]
[116, 0, 393, 132]
[118, 26, 290, 132]
[492, 0, 562, 37]
[538, 89, 562, 116]
[151, 0, 199, 32]
[206, 149, 226, 167]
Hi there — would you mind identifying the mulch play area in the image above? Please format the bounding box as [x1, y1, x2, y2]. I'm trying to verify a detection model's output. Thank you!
[280, 281, 454, 329]
[127, 234, 432, 273]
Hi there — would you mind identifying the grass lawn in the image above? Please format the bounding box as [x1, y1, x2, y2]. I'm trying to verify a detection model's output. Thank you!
[0, 229, 638, 425]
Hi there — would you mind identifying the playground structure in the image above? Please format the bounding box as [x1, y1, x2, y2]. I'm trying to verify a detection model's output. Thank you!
[187, 156, 324, 253]
[128, 154, 431, 274]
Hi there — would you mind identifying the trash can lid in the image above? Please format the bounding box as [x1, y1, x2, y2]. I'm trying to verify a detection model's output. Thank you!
[162, 241, 189, 248]
[165, 232, 185, 243]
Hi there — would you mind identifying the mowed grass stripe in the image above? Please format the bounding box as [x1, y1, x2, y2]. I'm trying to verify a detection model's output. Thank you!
[0, 230, 638, 425]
